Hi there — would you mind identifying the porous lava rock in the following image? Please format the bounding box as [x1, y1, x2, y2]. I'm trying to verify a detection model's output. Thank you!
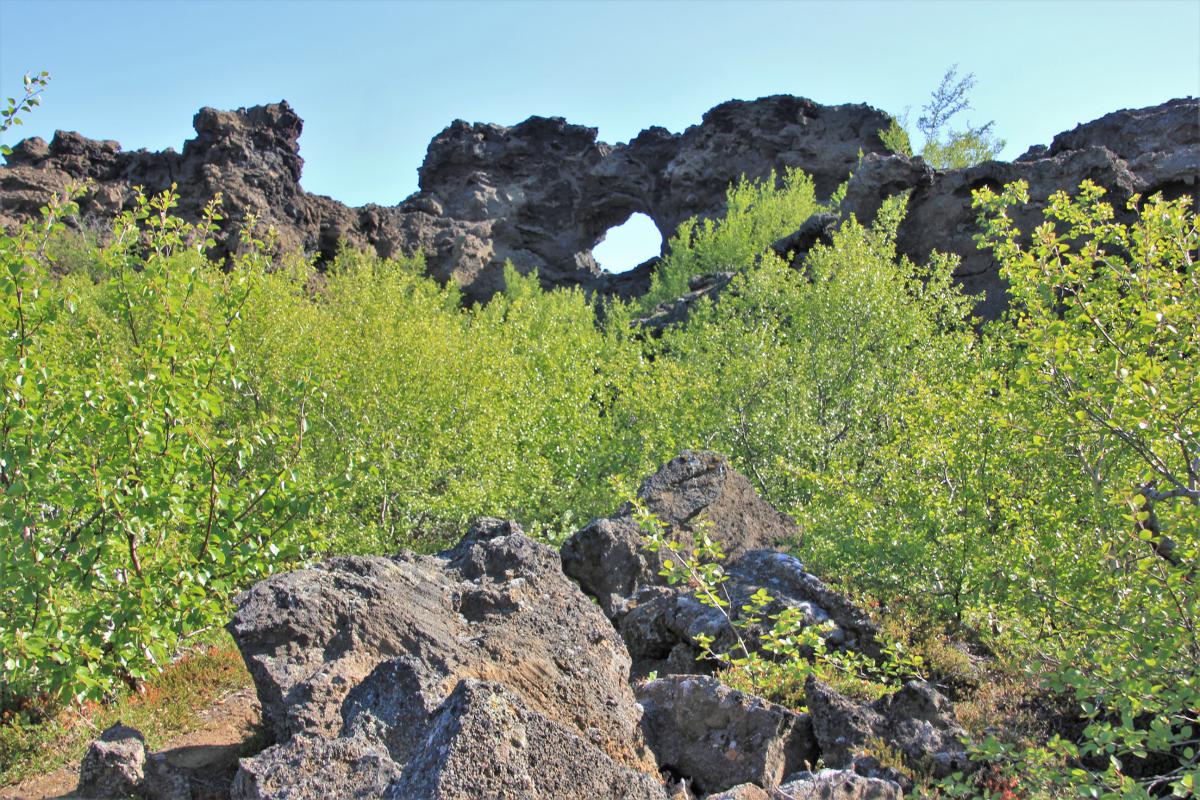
[561, 452, 879, 677]
[63, 454, 1004, 798]
[805, 676, 971, 782]
[833, 98, 1200, 319]
[225, 517, 663, 799]
[4, 96, 1194, 315]
[77, 723, 147, 799]
[778, 770, 903, 799]
[0, 96, 893, 304]
[637, 674, 818, 795]
[230, 736, 401, 800]
[560, 451, 799, 620]
[387, 679, 667, 799]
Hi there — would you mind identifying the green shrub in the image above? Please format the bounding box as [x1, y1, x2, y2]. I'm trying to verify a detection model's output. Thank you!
[955, 181, 1199, 798]
[7, 147, 1193, 798]
[882, 65, 1004, 170]
[238, 255, 642, 553]
[639, 167, 818, 310]
[879, 114, 913, 157]
[0, 187, 322, 703]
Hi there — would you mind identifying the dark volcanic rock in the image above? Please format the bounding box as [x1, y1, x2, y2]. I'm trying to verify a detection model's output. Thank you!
[208, 456, 979, 799]
[226, 518, 662, 799]
[631, 96, 893, 239]
[1019, 97, 1200, 164]
[4, 96, 1193, 316]
[637, 674, 818, 794]
[1, 96, 893, 304]
[805, 676, 971, 781]
[561, 452, 879, 676]
[829, 98, 1199, 319]
[561, 451, 799, 620]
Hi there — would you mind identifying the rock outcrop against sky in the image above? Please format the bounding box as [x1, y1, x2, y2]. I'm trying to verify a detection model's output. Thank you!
[2, 95, 1197, 316]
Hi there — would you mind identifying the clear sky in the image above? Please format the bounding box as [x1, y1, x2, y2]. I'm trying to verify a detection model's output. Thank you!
[2, 0, 1198, 271]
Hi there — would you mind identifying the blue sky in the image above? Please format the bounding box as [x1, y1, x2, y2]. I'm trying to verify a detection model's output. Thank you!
[2, 0, 1198, 271]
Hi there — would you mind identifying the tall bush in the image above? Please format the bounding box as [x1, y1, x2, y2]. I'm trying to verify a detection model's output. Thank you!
[0, 188, 321, 702]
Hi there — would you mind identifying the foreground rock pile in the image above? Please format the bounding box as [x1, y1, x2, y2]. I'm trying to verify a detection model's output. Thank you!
[75, 452, 975, 799]
[4, 96, 1194, 314]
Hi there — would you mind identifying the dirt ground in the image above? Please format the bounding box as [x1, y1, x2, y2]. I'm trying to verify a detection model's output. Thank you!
[0, 688, 261, 800]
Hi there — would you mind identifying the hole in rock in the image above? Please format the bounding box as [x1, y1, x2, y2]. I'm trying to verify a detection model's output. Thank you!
[592, 213, 663, 273]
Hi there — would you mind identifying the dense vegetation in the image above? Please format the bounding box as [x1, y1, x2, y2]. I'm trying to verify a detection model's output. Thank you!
[2, 105, 1196, 792]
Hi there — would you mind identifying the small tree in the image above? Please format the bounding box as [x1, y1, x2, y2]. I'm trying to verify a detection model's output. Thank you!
[884, 65, 1005, 170]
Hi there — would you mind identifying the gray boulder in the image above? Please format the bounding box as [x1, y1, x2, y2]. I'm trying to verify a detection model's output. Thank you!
[775, 770, 902, 799]
[231, 736, 402, 800]
[391, 679, 667, 799]
[561, 451, 800, 621]
[228, 518, 662, 798]
[77, 723, 146, 799]
[710, 771, 903, 800]
[706, 785, 770, 800]
[637, 675, 817, 795]
[805, 676, 970, 781]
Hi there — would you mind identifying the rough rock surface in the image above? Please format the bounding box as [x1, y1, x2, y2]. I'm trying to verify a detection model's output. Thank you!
[4, 96, 1193, 314]
[562, 451, 879, 675]
[77, 723, 146, 799]
[61, 454, 997, 798]
[777, 770, 903, 799]
[637, 674, 818, 795]
[0, 96, 892, 304]
[141, 753, 193, 800]
[805, 676, 970, 781]
[389, 679, 667, 799]
[561, 451, 799, 619]
[230, 736, 401, 800]
[226, 518, 662, 799]
[834, 98, 1200, 319]
[709, 770, 902, 800]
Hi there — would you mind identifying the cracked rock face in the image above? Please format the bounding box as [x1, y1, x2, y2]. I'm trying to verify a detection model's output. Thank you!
[226, 518, 661, 799]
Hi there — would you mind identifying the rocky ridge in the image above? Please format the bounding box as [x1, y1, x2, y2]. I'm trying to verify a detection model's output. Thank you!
[74, 452, 974, 799]
[5, 96, 1193, 314]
